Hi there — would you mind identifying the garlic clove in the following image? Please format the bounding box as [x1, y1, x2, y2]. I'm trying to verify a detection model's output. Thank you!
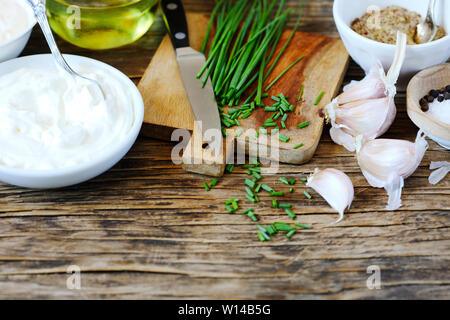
[337, 62, 387, 105]
[325, 32, 407, 152]
[429, 162, 450, 185]
[306, 168, 354, 224]
[357, 131, 428, 210]
[327, 97, 397, 152]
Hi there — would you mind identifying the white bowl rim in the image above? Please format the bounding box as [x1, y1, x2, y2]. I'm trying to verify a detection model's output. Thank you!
[0, 0, 37, 48]
[0, 53, 144, 179]
[333, 0, 450, 50]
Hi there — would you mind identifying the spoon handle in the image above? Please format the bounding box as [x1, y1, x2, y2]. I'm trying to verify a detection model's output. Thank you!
[26, 0, 76, 75]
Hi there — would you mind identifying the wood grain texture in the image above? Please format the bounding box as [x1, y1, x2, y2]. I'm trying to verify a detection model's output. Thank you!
[1, 0, 449, 300]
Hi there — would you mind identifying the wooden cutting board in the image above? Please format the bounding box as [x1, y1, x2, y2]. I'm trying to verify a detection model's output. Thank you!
[138, 13, 349, 176]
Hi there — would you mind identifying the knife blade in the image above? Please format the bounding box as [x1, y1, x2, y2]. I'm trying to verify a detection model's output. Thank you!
[161, 0, 222, 151]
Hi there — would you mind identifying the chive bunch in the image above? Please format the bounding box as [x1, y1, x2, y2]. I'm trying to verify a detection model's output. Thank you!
[199, 0, 305, 135]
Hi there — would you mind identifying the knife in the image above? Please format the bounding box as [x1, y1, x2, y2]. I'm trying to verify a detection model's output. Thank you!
[161, 0, 222, 151]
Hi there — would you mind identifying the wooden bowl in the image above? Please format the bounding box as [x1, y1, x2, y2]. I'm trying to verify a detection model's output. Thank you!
[407, 63, 450, 149]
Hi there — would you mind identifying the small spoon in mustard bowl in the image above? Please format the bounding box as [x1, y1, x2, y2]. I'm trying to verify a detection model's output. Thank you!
[415, 0, 438, 44]
[25, 0, 106, 99]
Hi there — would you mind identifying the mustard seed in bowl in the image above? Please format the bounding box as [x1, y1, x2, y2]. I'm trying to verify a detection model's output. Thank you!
[351, 5, 447, 45]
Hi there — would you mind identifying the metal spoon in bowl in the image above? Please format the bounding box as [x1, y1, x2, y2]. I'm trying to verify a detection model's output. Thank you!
[25, 0, 105, 99]
[415, 0, 438, 44]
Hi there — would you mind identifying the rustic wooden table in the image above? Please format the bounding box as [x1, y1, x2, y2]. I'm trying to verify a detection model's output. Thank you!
[0, 0, 448, 299]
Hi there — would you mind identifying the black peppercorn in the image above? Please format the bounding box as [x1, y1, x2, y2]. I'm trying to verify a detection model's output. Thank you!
[429, 90, 439, 98]
[419, 98, 429, 111]
[437, 95, 445, 102]
[426, 95, 435, 103]
[444, 92, 450, 100]
[445, 85, 450, 93]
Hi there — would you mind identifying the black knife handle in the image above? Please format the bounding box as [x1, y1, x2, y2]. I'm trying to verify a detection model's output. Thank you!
[161, 0, 190, 49]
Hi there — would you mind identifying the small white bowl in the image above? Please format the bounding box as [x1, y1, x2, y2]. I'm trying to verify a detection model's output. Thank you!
[333, 0, 450, 90]
[0, 0, 36, 63]
[0, 54, 144, 189]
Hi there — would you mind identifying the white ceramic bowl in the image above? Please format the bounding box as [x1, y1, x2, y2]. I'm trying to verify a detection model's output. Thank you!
[333, 0, 450, 89]
[0, 54, 144, 189]
[0, 0, 36, 63]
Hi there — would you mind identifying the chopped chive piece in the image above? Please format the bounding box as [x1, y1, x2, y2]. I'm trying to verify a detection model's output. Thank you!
[257, 232, 265, 242]
[289, 179, 296, 185]
[210, 178, 219, 188]
[257, 224, 267, 233]
[261, 184, 274, 193]
[289, 188, 294, 193]
[232, 201, 239, 211]
[301, 178, 307, 183]
[263, 122, 277, 127]
[203, 182, 210, 191]
[259, 127, 268, 135]
[253, 172, 262, 180]
[272, 200, 278, 208]
[295, 223, 312, 230]
[297, 121, 310, 129]
[242, 208, 254, 215]
[293, 143, 304, 149]
[281, 121, 286, 129]
[249, 167, 261, 173]
[271, 96, 280, 102]
[248, 212, 258, 222]
[279, 203, 292, 209]
[298, 85, 305, 101]
[245, 194, 257, 203]
[285, 208, 297, 220]
[314, 91, 325, 106]
[235, 129, 243, 137]
[245, 179, 256, 189]
[245, 186, 255, 198]
[304, 190, 312, 199]
[271, 127, 279, 135]
[273, 112, 281, 121]
[225, 205, 235, 213]
[270, 191, 284, 197]
[260, 231, 271, 241]
[274, 222, 293, 232]
[266, 225, 277, 235]
[255, 184, 262, 193]
[279, 134, 290, 143]
[226, 164, 234, 173]
[286, 229, 296, 239]
[265, 106, 278, 112]
[279, 177, 290, 185]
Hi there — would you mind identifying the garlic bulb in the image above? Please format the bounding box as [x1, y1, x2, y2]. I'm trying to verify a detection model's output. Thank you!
[306, 168, 354, 224]
[357, 131, 428, 211]
[429, 162, 450, 185]
[325, 32, 407, 152]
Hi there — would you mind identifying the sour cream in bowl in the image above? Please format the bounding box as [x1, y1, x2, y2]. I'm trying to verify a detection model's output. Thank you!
[0, 54, 144, 188]
[0, 0, 36, 62]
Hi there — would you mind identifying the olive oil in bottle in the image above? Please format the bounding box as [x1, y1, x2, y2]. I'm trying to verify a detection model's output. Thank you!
[46, 0, 159, 50]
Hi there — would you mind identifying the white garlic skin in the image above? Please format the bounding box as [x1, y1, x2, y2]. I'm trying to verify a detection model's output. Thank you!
[306, 168, 354, 225]
[357, 132, 428, 210]
[429, 162, 450, 185]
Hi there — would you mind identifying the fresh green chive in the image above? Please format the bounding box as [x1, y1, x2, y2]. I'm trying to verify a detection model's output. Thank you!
[274, 222, 294, 232]
[279, 177, 290, 185]
[210, 178, 219, 188]
[242, 208, 254, 215]
[248, 212, 258, 222]
[295, 223, 312, 230]
[203, 182, 210, 191]
[304, 190, 312, 199]
[289, 188, 294, 193]
[301, 178, 307, 183]
[314, 91, 325, 106]
[298, 84, 305, 101]
[285, 208, 297, 220]
[265, 56, 304, 92]
[255, 184, 262, 193]
[257, 232, 265, 242]
[294, 143, 304, 149]
[261, 184, 274, 193]
[279, 134, 290, 143]
[270, 191, 284, 197]
[245, 179, 256, 189]
[272, 200, 278, 208]
[286, 229, 296, 239]
[297, 121, 309, 129]
[279, 203, 292, 208]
